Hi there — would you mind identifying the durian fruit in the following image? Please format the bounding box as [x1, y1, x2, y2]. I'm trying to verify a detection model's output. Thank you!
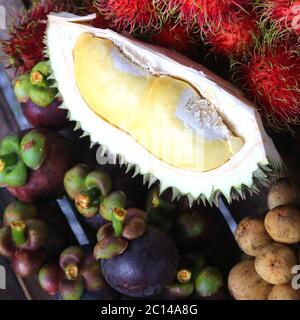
[45, 13, 282, 206]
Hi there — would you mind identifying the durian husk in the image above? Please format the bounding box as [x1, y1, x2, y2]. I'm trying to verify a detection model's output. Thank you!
[45, 13, 283, 206]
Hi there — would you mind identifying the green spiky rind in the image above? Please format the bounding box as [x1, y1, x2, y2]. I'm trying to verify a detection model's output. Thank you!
[45, 31, 282, 207]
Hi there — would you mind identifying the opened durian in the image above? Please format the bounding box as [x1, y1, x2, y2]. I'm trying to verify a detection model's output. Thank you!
[46, 13, 282, 205]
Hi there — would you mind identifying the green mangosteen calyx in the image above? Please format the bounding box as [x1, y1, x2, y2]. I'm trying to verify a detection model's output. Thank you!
[93, 207, 147, 260]
[30, 61, 51, 88]
[65, 166, 112, 218]
[29, 86, 57, 108]
[14, 74, 32, 103]
[10, 221, 27, 246]
[0, 131, 47, 188]
[0, 134, 27, 187]
[58, 246, 106, 300]
[20, 130, 46, 170]
[99, 190, 126, 221]
[75, 187, 101, 217]
[3, 201, 37, 226]
[112, 208, 127, 237]
[0, 202, 48, 256]
[27, 61, 57, 107]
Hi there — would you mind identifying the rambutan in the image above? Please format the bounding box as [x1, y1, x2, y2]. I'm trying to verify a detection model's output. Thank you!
[149, 22, 199, 57]
[235, 42, 300, 129]
[1, 1, 74, 73]
[81, 0, 111, 29]
[206, 13, 259, 57]
[155, 0, 202, 29]
[261, 0, 300, 35]
[93, 0, 161, 33]
[156, 0, 252, 30]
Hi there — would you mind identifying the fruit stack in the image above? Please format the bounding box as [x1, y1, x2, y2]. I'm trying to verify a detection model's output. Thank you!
[229, 178, 300, 300]
[0, 0, 300, 301]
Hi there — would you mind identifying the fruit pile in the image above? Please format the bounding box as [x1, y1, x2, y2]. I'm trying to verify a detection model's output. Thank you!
[229, 178, 300, 300]
[89, 0, 300, 130]
[0, 0, 300, 301]
[14, 61, 67, 129]
[2, 0, 300, 131]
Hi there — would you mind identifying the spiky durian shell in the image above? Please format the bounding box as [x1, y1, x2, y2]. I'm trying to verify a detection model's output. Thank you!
[233, 40, 300, 130]
[45, 14, 283, 207]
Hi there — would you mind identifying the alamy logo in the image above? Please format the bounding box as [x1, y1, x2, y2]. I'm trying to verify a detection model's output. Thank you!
[0, 265, 6, 290]
[0, 5, 6, 30]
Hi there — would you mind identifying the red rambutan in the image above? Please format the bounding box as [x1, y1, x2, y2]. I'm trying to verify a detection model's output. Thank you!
[206, 13, 259, 57]
[1, 1, 74, 73]
[156, 0, 202, 28]
[235, 42, 300, 129]
[157, 0, 252, 30]
[81, 0, 111, 29]
[93, 0, 161, 33]
[149, 22, 199, 56]
[261, 0, 300, 35]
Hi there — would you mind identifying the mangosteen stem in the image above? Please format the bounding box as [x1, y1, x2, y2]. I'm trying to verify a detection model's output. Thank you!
[0, 153, 18, 172]
[11, 221, 27, 246]
[152, 192, 175, 211]
[30, 70, 48, 87]
[112, 208, 128, 237]
[75, 187, 100, 209]
[65, 264, 79, 281]
[177, 269, 192, 284]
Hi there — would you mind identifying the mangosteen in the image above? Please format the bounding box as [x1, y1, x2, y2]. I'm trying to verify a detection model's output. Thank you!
[1, 128, 73, 202]
[59, 277, 85, 300]
[3, 201, 37, 226]
[64, 165, 112, 218]
[55, 246, 107, 300]
[59, 246, 85, 271]
[94, 208, 147, 260]
[38, 263, 63, 295]
[14, 62, 68, 129]
[12, 249, 45, 277]
[21, 99, 68, 130]
[80, 254, 107, 291]
[101, 227, 178, 297]
[161, 268, 195, 300]
[0, 201, 48, 256]
[99, 191, 126, 221]
[173, 207, 219, 252]
[194, 266, 224, 298]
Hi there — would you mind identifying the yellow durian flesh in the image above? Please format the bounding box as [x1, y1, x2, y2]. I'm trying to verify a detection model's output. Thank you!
[74, 33, 243, 172]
